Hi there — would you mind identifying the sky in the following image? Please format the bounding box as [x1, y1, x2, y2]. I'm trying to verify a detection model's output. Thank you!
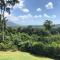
[5, 0, 60, 25]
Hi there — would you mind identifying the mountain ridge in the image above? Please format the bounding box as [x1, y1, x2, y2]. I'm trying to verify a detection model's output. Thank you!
[6, 21, 60, 28]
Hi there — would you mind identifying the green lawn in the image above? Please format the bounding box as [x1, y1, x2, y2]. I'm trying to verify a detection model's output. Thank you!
[0, 51, 54, 60]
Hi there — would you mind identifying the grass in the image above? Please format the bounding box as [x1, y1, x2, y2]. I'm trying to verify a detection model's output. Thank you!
[0, 51, 54, 60]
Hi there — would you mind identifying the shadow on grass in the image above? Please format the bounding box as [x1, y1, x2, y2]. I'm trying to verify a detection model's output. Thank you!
[1, 50, 59, 60]
[30, 53, 60, 60]
[20, 50, 54, 59]
[30, 52, 54, 59]
[20, 50, 60, 60]
[54, 59, 60, 60]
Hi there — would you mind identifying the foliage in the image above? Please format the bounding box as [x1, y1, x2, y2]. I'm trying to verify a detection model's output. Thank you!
[0, 20, 60, 59]
[43, 20, 53, 31]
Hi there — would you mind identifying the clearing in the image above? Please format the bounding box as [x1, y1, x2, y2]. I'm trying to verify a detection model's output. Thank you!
[0, 51, 54, 60]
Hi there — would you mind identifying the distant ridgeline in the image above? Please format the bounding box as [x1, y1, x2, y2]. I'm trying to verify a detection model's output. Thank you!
[7, 21, 60, 28]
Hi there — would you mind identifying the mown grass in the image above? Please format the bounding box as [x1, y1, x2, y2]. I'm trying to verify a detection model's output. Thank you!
[0, 51, 54, 60]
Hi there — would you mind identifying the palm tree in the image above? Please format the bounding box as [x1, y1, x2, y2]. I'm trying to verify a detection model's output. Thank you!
[0, 0, 19, 41]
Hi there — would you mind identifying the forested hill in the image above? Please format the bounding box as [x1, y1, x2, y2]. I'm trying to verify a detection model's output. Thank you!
[7, 21, 60, 28]
[7, 21, 19, 28]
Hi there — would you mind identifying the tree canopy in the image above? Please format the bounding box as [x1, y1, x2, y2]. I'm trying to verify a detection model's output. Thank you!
[44, 20, 53, 30]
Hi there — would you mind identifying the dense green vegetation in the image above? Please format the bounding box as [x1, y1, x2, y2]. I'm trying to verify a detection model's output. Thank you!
[0, 1, 60, 60]
[0, 18, 60, 59]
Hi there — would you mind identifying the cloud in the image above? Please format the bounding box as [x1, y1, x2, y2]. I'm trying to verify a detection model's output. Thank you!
[5, 14, 31, 25]
[13, 0, 24, 9]
[18, 14, 42, 20]
[43, 13, 56, 18]
[18, 14, 33, 20]
[5, 14, 18, 23]
[13, 0, 30, 13]
[44, 13, 50, 18]
[45, 2, 53, 9]
[5, 12, 42, 24]
[52, 15, 56, 18]
[34, 15, 42, 18]
[36, 8, 42, 12]
[4, 12, 9, 17]
[21, 8, 30, 13]
[5, 12, 56, 25]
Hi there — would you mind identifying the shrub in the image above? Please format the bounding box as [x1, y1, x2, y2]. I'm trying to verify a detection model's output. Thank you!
[45, 42, 60, 58]
[30, 42, 46, 55]
[21, 33, 31, 42]
[0, 43, 8, 51]
[18, 41, 32, 52]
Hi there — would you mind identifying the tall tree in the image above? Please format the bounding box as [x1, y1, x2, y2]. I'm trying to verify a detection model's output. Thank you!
[44, 20, 53, 31]
[0, 15, 1, 30]
[0, 0, 19, 41]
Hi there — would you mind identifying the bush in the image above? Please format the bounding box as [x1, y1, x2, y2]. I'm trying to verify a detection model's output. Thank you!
[11, 45, 18, 51]
[18, 41, 32, 52]
[47, 42, 60, 58]
[0, 43, 5, 51]
[26, 42, 60, 58]
[0, 43, 9, 51]
[0, 33, 3, 42]
[21, 33, 31, 42]
[30, 42, 46, 55]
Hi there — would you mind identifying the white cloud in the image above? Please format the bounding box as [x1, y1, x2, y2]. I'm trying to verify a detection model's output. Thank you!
[44, 13, 56, 18]
[4, 12, 9, 17]
[34, 15, 42, 18]
[5, 12, 56, 24]
[5, 12, 56, 25]
[6, 14, 18, 23]
[45, 2, 53, 9]
[13, 0, 30, 13]
[18, 14, 42, 20]
[21, 8, 30, 13]
[36, 8, 42, 12]
[18, 14, 33, 20]
[5, 13, 42, 24]
[19, 0, 24, 8]
[52, 15, 56, 18]
[13, 0, 24, 9]
[39, 15, 42, 18]
[44, 13, 50, 18]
